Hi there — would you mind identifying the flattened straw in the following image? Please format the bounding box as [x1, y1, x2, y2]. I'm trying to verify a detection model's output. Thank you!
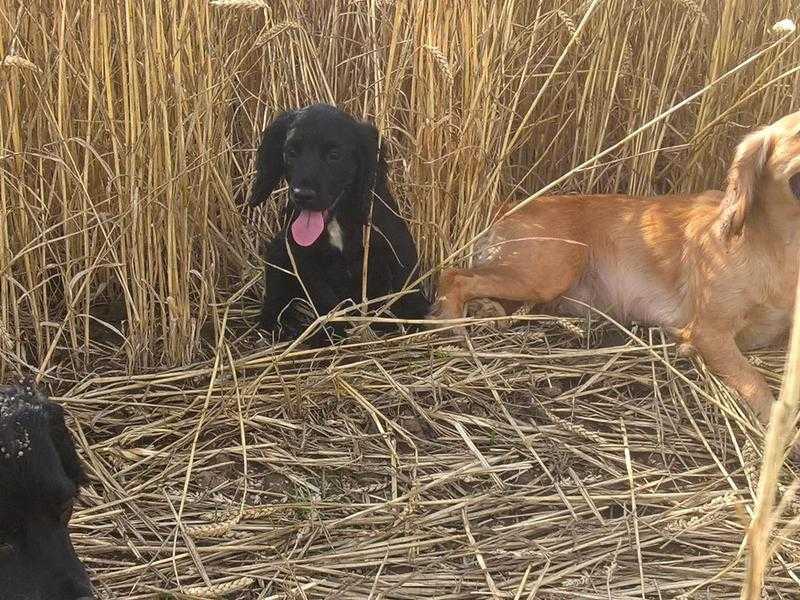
[621, 419, 646, 598]
[462, 507, 502, 599]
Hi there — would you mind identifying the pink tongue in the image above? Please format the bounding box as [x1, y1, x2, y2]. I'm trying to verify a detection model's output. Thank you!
[291, 209, 325, 247]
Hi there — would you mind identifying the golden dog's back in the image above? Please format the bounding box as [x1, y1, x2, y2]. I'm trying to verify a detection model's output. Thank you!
[477, 192, 725, 326]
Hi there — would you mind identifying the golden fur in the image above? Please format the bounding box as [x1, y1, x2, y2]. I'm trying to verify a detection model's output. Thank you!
[433, 110, 800, 445]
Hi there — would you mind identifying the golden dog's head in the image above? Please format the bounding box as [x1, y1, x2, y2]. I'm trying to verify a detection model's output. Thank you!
[718, 110, 800, 240]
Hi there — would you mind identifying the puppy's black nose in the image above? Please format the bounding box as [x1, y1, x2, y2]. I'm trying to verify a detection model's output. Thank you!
[292, 187, 317, 207]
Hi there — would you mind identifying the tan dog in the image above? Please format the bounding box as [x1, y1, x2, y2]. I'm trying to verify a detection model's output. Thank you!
[433, 110, 800, 437]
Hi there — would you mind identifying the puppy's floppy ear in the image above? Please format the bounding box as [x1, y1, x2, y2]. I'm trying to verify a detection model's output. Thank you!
[718, 127, 773, 240]
[45, 402, 87, 486]
[354, 121, 384, 221]
[248, 110, 297, 207]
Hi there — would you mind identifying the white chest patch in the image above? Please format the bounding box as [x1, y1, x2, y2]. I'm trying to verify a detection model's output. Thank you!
[327, 217, 344, 252]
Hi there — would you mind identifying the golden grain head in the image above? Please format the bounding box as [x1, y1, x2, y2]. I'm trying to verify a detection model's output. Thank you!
[255, 20, 302, 46]
[422, 44, 454, 83]
[556, 10, 578, 37]
[185, 520, 237, 539]
[209, 0, 268, 8]
[671, 0, 708, 24]
[1, 54, 39, 72]
[772, 18, 797, 36]
[181, 577, 255, 599]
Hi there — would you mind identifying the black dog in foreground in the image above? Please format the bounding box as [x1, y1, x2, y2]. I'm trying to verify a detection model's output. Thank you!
[248, 104, 429, 342]
[0, 384, 93, 600]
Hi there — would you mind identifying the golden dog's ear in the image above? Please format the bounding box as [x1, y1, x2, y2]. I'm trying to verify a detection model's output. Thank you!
[718, 128, 773, 240]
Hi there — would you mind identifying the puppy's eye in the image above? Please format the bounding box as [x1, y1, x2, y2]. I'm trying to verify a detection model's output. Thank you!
[285, 148, 298, 160]
[327, 149, 341, 161]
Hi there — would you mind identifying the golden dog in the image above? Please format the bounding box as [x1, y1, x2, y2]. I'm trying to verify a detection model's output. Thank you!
[433, 110, 800, 438]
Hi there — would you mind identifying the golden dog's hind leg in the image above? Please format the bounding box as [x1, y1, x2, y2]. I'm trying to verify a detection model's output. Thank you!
[432, 245, 587, 332]
[431, 267, 525, 326]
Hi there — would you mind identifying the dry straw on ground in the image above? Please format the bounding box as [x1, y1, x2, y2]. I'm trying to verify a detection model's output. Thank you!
[1, 0, 800, 598]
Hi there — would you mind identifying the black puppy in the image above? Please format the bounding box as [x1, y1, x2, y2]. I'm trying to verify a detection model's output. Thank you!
[0, 383, 93, 600]
[248, 104, 429, 341]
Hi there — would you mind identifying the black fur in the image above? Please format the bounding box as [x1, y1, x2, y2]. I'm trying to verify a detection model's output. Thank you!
[0, 383, 92, 600]
[249, 104, 429, 342]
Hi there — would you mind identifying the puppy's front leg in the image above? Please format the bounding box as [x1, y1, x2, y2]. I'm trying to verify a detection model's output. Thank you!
[260, 238, 304, 337]
[394, 287, 431, 324]
[365, 254, 429, 331]
[299, 269, 349, 341]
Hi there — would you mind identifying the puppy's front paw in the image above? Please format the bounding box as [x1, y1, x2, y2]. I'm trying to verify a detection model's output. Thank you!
[426, 298, 443, 320]
[664, 326, 696, 359]
[258, 304, 280, 332]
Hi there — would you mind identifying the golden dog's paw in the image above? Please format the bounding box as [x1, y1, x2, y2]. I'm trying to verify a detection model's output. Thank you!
[676, 342, 696, 359]
[663, 326, 695, 358]
[466, 298, 511, 331]
[466, 298, 507, 319]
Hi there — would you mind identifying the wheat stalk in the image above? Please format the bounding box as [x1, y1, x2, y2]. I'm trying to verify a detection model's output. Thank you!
[740, 269, 800, 599]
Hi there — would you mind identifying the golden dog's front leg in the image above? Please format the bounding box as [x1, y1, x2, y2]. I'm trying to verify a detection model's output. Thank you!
[688, 327, 775, 424]
[692, 330, 800, 460]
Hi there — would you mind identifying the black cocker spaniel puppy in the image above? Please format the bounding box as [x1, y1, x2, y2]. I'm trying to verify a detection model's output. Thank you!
[0, 383, 93, 600]
[248, 104, 429, 342]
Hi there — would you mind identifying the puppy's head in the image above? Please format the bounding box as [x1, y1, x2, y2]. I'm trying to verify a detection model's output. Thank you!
[0, 383, 92, 600]
[248, 104, 383, 246]
[718, 109, 800, 239]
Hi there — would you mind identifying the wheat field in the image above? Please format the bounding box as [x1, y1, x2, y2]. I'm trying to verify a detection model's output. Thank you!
[1, 0, 799, 598]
